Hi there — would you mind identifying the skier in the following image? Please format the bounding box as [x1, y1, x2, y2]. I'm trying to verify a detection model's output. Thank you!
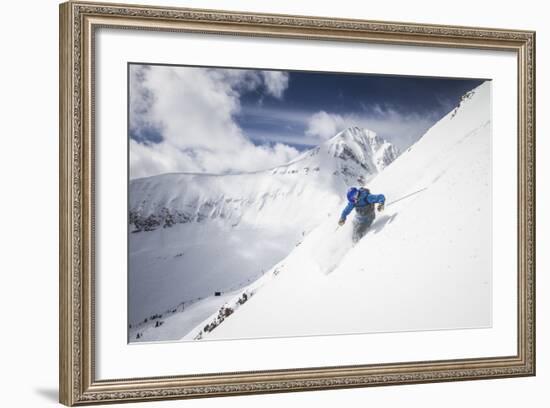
[338, 187, 385, 243]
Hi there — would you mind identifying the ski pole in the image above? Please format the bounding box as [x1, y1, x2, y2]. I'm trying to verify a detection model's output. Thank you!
[386, 187, 428, 207]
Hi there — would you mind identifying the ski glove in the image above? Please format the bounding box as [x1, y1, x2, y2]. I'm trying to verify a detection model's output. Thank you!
[338, 219, 346, 226]
[377, 203, 385, 212]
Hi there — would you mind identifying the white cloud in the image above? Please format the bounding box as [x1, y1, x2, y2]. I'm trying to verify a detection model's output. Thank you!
[129, 65, 295, 179]
[261, 71, 289, 99]
[305, 111, 348, 141]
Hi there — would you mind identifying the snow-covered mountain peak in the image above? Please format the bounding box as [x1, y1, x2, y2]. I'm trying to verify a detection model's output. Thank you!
[325, 125, 377, 151]
[319, 126, 399, 176]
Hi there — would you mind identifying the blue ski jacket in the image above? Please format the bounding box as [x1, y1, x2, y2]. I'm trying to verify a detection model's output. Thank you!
[340, 190, 385, 221]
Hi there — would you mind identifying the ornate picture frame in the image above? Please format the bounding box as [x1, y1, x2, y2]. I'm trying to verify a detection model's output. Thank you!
[59, 1, 535, 405]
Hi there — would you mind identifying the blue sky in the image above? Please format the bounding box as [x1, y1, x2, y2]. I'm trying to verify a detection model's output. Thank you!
[234, 71, 484, 151]
[129, 63, 485, 178]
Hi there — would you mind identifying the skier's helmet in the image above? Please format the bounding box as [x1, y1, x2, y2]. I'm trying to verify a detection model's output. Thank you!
[347, 187, 359, 203]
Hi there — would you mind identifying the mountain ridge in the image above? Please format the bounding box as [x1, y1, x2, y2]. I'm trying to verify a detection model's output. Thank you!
[129, 126, 398, 233]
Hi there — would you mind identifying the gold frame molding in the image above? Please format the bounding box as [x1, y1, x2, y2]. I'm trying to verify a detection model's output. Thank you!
[59, 1, 536, 405]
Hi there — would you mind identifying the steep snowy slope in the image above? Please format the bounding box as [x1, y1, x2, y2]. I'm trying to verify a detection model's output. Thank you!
[129, 127, 398, 341]
[193, 81, 492, 341]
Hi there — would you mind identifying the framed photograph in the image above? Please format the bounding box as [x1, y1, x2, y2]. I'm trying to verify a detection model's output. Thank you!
[59, 1, 536, 405]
